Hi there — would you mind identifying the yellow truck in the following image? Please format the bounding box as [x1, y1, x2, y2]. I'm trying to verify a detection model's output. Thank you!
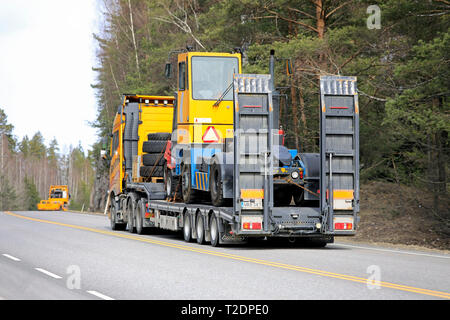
[107, 94, 175, 199]
[37, 185, 70, 211]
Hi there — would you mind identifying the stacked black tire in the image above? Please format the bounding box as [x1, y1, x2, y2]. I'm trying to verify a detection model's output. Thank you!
[140, 133, 171, 178]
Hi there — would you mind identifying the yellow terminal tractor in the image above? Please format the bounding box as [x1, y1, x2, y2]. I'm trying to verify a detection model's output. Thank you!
[164, 49, 304, 207]
[37, 185, 70, 211]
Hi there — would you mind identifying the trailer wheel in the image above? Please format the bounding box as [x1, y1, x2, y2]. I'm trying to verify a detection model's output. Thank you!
[126, 198, 136, 233]
[196, 214, 205, 245]
[183, 212, 192, 242]
[210, 162, 225, 207]
[209, 215, 220, 247]
[135, 200, 145, 235]
[181, 164, 198, 204]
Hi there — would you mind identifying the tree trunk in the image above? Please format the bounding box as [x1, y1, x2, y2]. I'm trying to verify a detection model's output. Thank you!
[315, 0, 325, 39]
[298, 75, 307, 151]
[127, 0, 141, 78]
[437, 130, 447, 195]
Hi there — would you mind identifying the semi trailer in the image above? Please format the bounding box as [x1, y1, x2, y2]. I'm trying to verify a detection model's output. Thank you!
[105, 49, 360, 247]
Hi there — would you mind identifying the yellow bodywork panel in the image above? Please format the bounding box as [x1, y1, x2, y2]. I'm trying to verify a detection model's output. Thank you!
[37, 185, 70, 211]
[138, 105, 173, 157]
[109, 95, 174, 196]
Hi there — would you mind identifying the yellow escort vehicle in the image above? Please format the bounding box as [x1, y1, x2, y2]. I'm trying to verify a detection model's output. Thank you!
[37, 185, 70, 211]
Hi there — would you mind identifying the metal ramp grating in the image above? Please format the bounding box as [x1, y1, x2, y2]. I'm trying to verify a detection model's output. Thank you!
[319, 76, 360, 233]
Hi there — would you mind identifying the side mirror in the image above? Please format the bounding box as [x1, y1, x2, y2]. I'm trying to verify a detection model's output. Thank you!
[286, 59, 293, 76]
[100, 149, 107, 160]
[165, 62, 172, 78]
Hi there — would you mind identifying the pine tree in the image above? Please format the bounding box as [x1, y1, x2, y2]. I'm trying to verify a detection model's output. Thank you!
[23, 176, 41, 211]
[0, 175, 18, 211]
[0, 108, 17, 151]
[29, 132, 47, 159]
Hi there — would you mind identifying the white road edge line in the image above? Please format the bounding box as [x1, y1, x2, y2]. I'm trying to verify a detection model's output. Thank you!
[2, 254, 21, 262]
[335, 243, 450, 259]
[34, 268, 62, 279]
[86, 290, 115, 300]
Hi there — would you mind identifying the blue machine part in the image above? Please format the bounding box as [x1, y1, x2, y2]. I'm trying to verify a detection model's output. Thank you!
[289, 149, 306, 172]
[190, 146, 222, 191]
[288, 149, 298, 159]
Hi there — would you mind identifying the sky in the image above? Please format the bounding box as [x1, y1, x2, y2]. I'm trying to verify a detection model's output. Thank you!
[0, 0, 100, 155]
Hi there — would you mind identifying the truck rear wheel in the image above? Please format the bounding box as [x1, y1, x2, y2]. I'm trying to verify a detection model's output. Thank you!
[110, 204, 124, 231]
[164, 164, 178, 199]
[181, 165, 198, 204]
[210, 163, 225, 207]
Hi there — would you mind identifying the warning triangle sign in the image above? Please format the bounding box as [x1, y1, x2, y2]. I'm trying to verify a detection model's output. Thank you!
[202, 126, 220, 143]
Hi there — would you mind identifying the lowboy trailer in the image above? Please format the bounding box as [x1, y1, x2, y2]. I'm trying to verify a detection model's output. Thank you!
[106, 54, 360, 247]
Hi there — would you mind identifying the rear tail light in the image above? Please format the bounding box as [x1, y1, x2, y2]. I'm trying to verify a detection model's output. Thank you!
[334, 222, 353, 230]
[333, 216, 354, 231]
[278, 128, 285, 146]
[243, 222, 262, 230]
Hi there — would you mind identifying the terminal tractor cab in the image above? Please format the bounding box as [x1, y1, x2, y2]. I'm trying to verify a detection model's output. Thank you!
[163, 48, 310, 207]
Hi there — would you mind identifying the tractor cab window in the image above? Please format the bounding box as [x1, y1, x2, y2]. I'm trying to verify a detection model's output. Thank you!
[179, 62, 186, 91]
[112, 131, 119, 153]
[50, 190, 63, 198]
[191, 56, 238, 101]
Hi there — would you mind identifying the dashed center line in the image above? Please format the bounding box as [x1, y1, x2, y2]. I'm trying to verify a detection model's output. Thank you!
[2, 254, 21, 262]
[87, 290, 114, 300]
[34, 268, 62, 279]
[2, 251, 115, 300]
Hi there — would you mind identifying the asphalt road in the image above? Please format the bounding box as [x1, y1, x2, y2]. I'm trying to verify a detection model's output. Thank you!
[0, 210, 449, 300]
